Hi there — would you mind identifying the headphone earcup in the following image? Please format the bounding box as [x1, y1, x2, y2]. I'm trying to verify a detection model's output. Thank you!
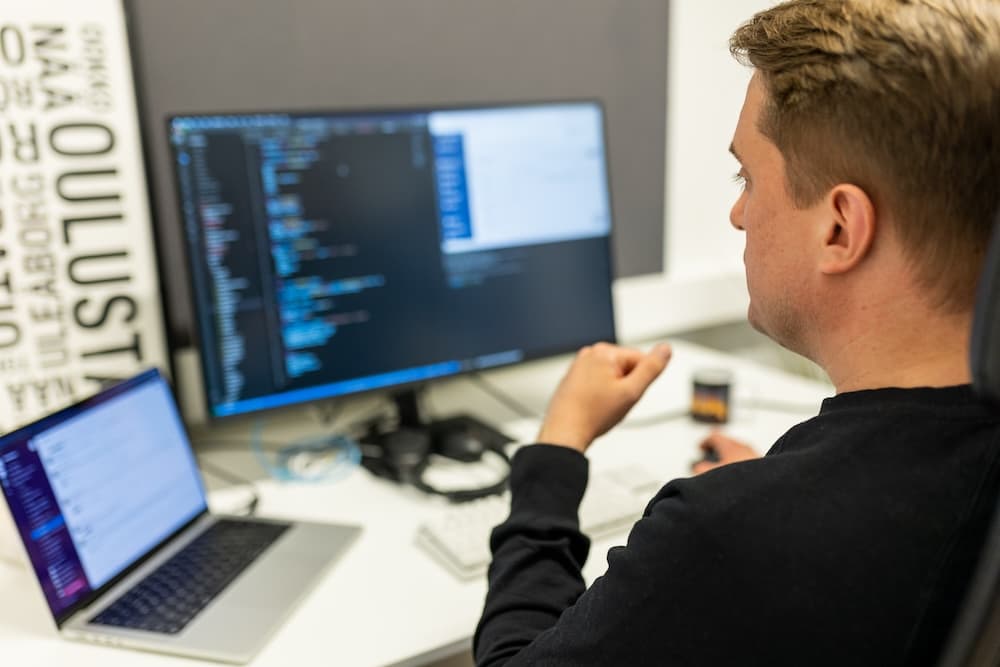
[381, 428, 432, 468]
[362, 428, 431, 483]
[361, 426, 509, 502]
[434, 430, 486, 463]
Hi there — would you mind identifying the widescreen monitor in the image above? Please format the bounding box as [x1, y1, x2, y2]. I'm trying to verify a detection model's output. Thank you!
[168, 101, 616, 419]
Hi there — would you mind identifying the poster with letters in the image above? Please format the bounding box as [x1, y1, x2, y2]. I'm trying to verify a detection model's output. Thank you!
[0, 0, 167, 436]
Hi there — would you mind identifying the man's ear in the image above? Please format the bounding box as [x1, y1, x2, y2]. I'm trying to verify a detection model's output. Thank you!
[818, 184, 877, 275]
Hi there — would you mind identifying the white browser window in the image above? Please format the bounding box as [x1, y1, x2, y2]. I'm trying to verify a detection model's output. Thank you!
[429, 104, 611, 254]
[32, 378, 206, 589]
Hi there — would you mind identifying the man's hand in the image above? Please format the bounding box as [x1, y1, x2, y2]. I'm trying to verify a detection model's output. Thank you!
[537, 342, 673, 453]
[691, 430, 760, 475]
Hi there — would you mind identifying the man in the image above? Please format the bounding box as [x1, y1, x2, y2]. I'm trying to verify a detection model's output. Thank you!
[474, 1, 1000, 665]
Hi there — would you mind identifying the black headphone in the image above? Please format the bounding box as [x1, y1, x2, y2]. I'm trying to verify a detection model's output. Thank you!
[360, 420, 511, 502]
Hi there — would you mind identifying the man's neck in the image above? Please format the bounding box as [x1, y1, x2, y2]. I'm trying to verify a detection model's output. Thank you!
[818, 304, 973, 394]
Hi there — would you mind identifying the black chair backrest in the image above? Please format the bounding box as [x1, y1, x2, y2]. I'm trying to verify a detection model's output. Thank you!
[971, 212, 1000, 406]
[937, 210, 1000, 667]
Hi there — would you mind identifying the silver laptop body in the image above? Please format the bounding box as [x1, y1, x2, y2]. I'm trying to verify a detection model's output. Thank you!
[0, 369, 360, 664]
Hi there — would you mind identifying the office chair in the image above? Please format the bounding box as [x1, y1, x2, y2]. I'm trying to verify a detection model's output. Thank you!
[936, 210, 1000, 667]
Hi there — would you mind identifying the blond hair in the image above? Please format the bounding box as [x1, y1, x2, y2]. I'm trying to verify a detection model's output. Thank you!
[731, 0, 1000, 310]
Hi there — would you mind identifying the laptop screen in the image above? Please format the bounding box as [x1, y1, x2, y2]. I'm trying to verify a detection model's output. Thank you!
[0, 369, 207, 622]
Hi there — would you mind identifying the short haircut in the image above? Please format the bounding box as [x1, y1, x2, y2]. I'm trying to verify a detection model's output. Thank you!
[730, 0, 1000, 311]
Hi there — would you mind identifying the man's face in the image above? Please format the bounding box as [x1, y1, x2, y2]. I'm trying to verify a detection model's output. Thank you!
[729, 74, 821, 353]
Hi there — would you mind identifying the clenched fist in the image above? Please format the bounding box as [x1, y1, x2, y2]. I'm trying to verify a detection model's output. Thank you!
[537, 342, 673, 453]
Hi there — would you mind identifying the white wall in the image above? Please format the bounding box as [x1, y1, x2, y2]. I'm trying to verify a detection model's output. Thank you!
[615, 0, 774, 342]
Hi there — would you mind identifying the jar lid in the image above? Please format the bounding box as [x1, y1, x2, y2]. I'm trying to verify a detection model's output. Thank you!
[692, 368, 732, 387]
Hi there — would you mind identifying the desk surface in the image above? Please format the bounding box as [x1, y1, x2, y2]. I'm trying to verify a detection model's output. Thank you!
[0, 340, 831, 667]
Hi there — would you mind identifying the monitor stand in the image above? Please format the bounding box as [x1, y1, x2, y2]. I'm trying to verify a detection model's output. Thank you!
[359, 387, 513, 483]
[392, 387, 513, 451]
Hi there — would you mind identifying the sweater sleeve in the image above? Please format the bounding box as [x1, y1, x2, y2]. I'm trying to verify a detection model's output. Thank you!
[473, 444, 591, 665]
[473, 446, 762, 666]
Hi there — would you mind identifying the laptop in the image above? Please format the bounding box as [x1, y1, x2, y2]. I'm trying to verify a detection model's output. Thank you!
[0, 368, 361, 663]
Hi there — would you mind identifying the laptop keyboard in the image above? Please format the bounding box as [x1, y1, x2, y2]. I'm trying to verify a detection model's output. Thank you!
[90, 519, 290, 635]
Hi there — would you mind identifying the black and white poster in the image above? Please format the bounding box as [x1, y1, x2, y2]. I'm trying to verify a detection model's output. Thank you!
[0, 0, 167, 436]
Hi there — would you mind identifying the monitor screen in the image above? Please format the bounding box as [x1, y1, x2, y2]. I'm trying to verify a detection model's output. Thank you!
[168, 101, 616, 419]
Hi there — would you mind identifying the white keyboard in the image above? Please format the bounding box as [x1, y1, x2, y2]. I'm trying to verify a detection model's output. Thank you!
[416, 464, 662, 580]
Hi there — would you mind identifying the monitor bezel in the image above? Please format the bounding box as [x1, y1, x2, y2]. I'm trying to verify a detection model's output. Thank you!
[165, 98, 618, 421]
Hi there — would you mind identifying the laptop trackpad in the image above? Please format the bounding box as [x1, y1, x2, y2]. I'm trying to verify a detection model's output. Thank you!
[217, 521, 341, 607]
[171, 521, 356, 659]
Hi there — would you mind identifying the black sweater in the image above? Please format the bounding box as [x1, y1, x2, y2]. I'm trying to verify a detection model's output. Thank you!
[474, 385, 1000, 666]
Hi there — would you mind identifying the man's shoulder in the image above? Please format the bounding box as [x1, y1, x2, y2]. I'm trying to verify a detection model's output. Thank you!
[640, 407, 1000, 555]
[643, 454, 805, 532]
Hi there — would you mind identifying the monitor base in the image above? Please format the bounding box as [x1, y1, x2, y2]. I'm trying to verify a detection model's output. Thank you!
[358, 388, 513, 499]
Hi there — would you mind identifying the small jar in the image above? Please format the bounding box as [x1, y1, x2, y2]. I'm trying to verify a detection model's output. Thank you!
[690, 368, 732, 424]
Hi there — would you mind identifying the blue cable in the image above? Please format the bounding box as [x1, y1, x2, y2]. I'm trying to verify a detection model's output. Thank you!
[250, 418, 361, 483]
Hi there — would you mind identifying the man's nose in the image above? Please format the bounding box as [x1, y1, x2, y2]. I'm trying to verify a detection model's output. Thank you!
[729, 193, 746, 231]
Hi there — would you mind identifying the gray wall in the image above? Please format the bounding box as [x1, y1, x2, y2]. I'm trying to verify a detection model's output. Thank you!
[125, 0, 669, 344]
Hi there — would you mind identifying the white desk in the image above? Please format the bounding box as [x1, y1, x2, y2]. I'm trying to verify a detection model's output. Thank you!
[0, 340, 831, 667]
